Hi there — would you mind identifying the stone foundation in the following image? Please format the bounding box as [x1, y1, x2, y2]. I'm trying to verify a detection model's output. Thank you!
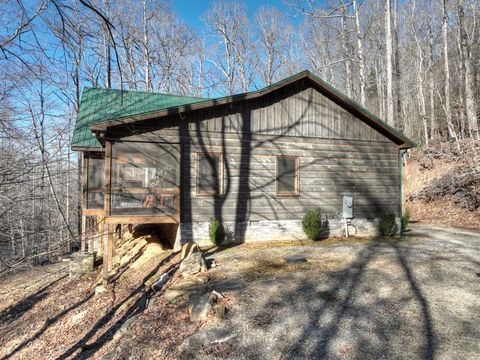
[174, 217, 400, 249]
[69, 252, 96, 278]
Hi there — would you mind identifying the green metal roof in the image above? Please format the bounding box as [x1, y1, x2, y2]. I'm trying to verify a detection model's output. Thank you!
[72, 87, 206, 149]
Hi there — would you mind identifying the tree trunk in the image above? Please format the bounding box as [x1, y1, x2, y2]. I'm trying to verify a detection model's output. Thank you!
[455, 18, 468, 137]
[415, 41, 429, 146]
[143, 0, 152, 92]
[409, 3, 429, 145]
[353, 0, 366, 106]
[375, 60, 385, 120]
[442, 0, 456, 139]
[457, 0, 478, 134]
[103, 0, 111, 88]
[385, 0, 394, 126]
[428, 28, 436, 139]
[393, 0, 402, 130]
[340, 1, 352, 98]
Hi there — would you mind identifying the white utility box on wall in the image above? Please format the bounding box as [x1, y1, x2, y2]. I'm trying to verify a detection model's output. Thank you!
[343, 196, 353, 219]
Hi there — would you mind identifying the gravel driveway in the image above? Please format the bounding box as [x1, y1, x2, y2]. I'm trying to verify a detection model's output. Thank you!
[205, 225, 480, 360]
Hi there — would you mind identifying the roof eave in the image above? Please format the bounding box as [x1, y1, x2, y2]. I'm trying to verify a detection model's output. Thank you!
[71, 145, 104, 152]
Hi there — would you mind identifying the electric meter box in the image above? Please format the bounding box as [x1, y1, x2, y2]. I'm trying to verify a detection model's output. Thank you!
[343, 196, 353, 219]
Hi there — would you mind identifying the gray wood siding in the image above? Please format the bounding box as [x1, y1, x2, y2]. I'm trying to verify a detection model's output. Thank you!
[118, 83, 400, 223]
[188, 85, 388, 142]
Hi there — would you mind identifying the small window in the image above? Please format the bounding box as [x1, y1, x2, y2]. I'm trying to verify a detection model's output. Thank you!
[276, 156, 299, 196]
[197, 153, 223, 195]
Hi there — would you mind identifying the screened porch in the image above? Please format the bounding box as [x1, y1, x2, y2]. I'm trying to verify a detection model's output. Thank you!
[83, 141, 181, 225]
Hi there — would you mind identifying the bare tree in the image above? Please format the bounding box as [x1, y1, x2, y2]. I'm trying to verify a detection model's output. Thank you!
[442, 0, 456, 139]
[428, 26, 436, 138]
[142, 0, 152, 91]
[353, 0, 366, 105]
[407, 2, 429, 145]
[256, 7, 292, 85]
[457, 0, 478, 134]
[385, 0, 395, 126]
[203, 1, 239, 94]
[339, 0, 353, 98]
[203, 1, 256, 94]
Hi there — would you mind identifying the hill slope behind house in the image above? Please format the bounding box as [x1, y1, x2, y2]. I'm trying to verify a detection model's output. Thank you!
[404, 139, 480, 231]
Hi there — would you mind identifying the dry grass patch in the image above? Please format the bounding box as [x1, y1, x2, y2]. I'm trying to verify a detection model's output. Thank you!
[204, 236, 379, 256]
[240, 259, 286, 282]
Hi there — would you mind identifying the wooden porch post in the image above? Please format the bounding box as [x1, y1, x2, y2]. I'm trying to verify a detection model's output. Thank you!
[97, 216, 104, 257]
[80, 214, 87, 253]
[81, 154, 89, 254]
[104, 141, 111, 216]
[103, 141, 113, 276]
[103, 223, 114, 276]
[89, 216, 95, 253]
[175, 186, 181, 218]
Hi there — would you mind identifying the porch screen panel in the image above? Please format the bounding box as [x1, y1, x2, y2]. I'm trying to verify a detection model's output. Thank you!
[87, 157, 104, 209]
[111, 142, 179, 215]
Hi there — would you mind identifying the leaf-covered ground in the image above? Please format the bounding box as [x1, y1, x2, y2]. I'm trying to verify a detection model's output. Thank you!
[404, 139, 480, 231]
[0, 246, 198, 360]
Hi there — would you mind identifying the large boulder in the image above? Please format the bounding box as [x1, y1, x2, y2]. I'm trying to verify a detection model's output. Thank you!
[179, 252, 208, 276]
[189, 293, 215, 321]
[180, 242, 201, 260]
[164, 275, 208, 304]
[180, 326, 235, 355]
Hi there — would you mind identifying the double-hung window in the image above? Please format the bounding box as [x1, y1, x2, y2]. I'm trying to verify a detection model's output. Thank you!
[197, 153, 223, 195]
[276, 155, 299, 196]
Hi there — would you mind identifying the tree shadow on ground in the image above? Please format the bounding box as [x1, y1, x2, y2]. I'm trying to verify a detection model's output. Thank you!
[0, 287, 93, 360]
[56, 252, 178, 360]
[211, 240, 439, 359]
[0, 274, 67, 327]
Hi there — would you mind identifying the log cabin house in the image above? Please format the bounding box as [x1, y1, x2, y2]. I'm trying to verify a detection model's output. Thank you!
[72, 70, 415, 273]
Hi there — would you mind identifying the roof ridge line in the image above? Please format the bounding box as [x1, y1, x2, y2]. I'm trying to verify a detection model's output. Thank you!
[83, 86, 207, 100]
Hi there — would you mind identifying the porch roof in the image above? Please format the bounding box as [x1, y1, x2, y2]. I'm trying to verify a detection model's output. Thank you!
[72, 87, 206, 150]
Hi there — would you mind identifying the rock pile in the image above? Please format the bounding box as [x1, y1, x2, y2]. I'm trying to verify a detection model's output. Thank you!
[165, 243, 227, 322]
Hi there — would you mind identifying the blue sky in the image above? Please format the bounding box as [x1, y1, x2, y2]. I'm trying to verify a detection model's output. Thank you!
[172, 0, 306, 28]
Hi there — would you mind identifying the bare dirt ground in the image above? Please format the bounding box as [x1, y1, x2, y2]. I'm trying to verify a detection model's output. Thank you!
[0, 225, 478, 359]
[203, 225, 480, 359]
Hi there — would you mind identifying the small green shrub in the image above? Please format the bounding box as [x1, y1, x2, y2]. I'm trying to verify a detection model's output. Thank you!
[302, 208, 324, 241]
[378, 211, 398, 236]
[401, 208, 410, 232]
[209, 218, 225, 246]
